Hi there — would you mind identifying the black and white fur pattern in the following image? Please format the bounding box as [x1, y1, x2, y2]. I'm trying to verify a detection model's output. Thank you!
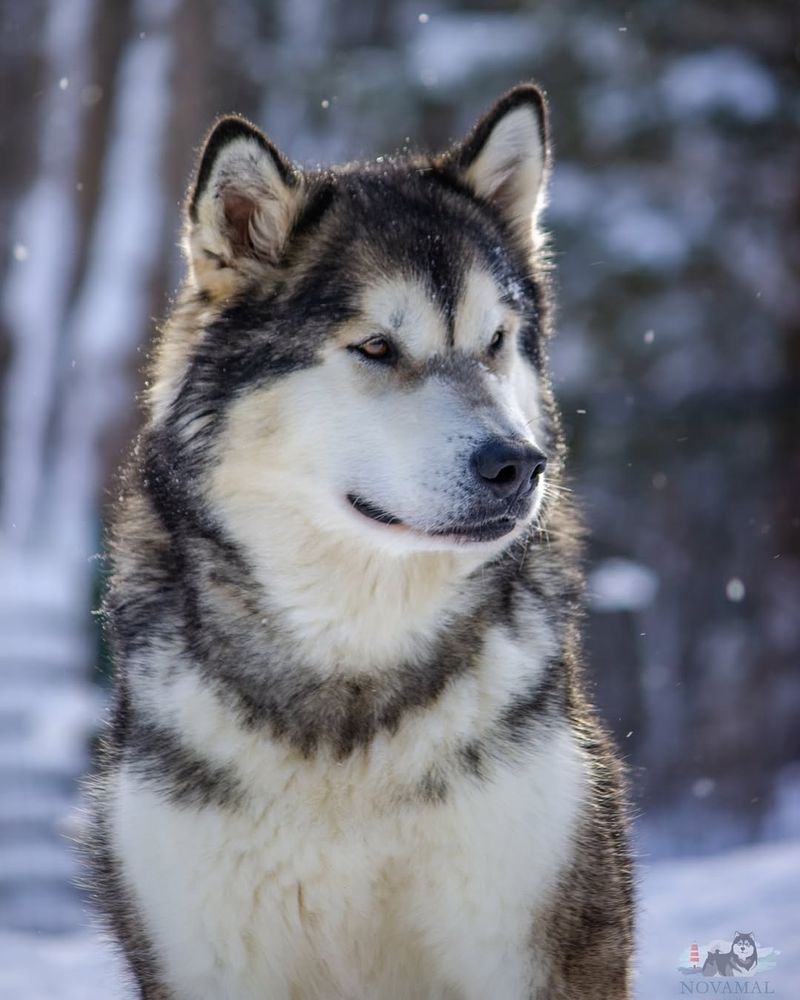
[703, 933, 758, 977]
[87, 84, 634, 999]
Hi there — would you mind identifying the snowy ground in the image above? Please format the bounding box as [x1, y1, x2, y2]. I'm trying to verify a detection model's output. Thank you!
[0, 838, 796, 998]
[636, 838, 798, 996]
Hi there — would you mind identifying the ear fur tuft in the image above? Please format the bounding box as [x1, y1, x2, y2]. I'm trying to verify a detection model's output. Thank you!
[186, 116, 303, 296]
[447, 84, 549, 245]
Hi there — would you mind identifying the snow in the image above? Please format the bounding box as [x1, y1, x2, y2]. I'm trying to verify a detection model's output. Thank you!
[661, 49, 778, 122]
[636, 839, 800, 995]
[581, 85, 646, 146]
[548, 163, 597, 225]
[45, 2, 174, 560]
[1, 0, 93, 543]
[601, 201, 690, 271]
[763, 765, 800, 843]
[408, 14, 545, 90]
[0, 930, 127, 1000]
[0, 839, 795, 997]
[588, 557, 659, 612]
[0, 0, 177, 946]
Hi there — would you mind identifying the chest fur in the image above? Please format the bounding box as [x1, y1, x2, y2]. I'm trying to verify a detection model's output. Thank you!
[112, 722, 585, 999]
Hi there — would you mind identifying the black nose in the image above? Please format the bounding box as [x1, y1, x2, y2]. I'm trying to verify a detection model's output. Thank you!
[471, 439, 547, 499]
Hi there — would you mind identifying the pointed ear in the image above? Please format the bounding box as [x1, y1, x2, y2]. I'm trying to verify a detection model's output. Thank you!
[185, 116, 304, 296]
[447, 84, 549, 246]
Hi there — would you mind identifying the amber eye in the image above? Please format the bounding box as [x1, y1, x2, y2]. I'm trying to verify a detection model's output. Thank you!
[351, 336, 396, 364]
[488, 327, 505, 356]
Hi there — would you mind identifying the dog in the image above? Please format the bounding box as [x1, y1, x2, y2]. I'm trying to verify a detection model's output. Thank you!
[703, 933, 758, 977]
[87, 83, 634, 999]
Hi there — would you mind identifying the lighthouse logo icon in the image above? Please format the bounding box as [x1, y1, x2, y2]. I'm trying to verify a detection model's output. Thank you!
[689, 942, 700, 969]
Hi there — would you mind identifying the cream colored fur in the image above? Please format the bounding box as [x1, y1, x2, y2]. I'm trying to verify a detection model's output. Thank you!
[112, 692, 584, 1000]
[203, 267, 542, 662]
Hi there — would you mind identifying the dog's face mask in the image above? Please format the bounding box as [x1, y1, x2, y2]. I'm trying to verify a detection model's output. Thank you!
[310, 263, 547, 550]
[732, 934, 756, 961]
[170, 87, 552, 557]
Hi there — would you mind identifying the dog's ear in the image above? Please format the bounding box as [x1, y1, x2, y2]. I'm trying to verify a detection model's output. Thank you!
[185, 116, 304, 297]
[444, 84, 549, 247]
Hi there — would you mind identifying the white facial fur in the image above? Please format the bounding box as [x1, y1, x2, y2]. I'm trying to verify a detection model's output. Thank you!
[209, 267, 545, 558]
[204, 266, 546, 666]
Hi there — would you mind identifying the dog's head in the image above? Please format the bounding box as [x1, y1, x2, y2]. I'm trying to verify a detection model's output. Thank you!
[149, 86, 555, 562]
[731, 933, 757, 966]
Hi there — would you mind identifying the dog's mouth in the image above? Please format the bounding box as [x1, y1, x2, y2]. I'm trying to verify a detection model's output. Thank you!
[347, 494, 404, 526]
[346, 493, 517, 543]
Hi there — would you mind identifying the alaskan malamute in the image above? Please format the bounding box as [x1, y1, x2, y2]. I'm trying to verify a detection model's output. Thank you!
[88, 84, 634, 998]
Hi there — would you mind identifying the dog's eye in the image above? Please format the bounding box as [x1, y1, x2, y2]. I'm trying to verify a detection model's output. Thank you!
[488, 327, 505, 356]
[351, 336, 396, 364]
